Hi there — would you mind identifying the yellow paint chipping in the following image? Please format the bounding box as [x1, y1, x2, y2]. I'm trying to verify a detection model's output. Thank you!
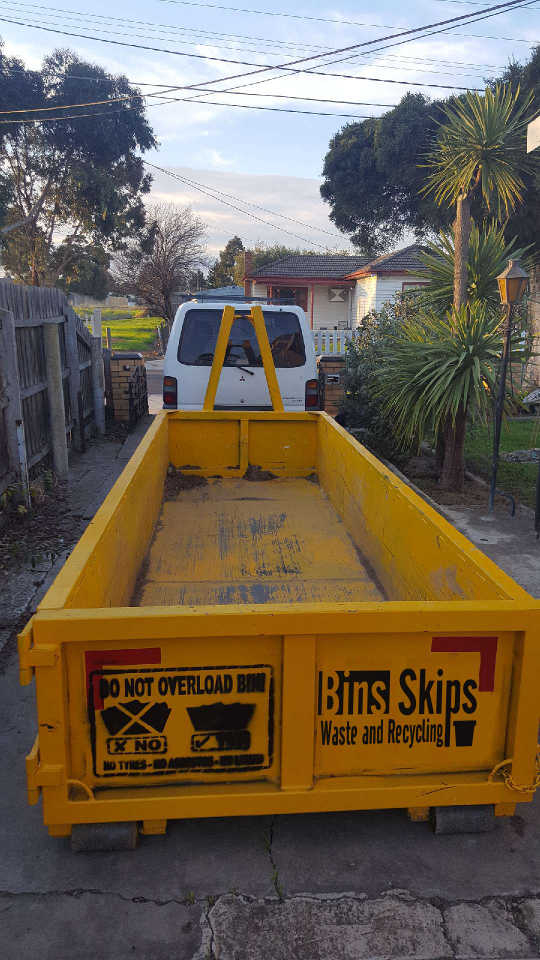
[136, 478, 385, 606]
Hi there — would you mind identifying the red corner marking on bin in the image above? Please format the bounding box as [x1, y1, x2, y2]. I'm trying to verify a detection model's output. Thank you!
[431, 637, 498, 692]
[85, 648, 161, 709]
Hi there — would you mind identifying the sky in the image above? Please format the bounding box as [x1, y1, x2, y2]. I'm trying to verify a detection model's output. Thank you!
[0, 0, 538, 257]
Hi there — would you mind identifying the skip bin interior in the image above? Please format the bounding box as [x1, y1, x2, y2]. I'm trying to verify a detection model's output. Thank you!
[38, 411, 526, 614]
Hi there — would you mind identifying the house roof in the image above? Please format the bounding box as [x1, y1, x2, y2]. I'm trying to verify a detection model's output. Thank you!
[345, 244, 426, 278]
[248, 245, 425, 282]
[250, 255, 371, 280]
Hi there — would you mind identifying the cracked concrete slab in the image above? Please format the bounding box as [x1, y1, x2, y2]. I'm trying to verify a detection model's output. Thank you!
[201, 893, 449, 960]
[270, 805, 540, 901]
[444, 900, 533, 958]
[0, 892, 202, 960]
[517, 899, 540, 945]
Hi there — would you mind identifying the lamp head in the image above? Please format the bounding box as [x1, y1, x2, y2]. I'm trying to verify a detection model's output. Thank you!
[497, 259, 529, 306]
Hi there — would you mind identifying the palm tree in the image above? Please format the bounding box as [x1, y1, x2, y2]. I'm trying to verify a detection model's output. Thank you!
[377, 301, 524, 490]
[419, 221, 530, 311]
[423, 84, 532, 312]
[419, 84, 532, 488]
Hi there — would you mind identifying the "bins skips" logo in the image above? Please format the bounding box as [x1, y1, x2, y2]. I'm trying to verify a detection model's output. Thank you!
[317, 636, 497, 751]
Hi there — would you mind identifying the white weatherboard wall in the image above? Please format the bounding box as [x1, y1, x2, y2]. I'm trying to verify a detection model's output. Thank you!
[312, 285, 349, 330]
[353, 274, 427, 323]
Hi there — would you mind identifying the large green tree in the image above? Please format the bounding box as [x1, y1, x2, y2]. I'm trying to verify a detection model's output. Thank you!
[320, 93, 451, 254]
[320, 47, 540, 255]
[54, 243, 110, 300]
[207, 235, 244, 287]
[0, 44, 156, 286]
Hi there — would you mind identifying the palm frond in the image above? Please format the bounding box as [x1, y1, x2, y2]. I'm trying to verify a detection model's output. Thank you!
[418, 221, 531, 310]
[376, 301, 524, 449]
[422, 84, 534, 216]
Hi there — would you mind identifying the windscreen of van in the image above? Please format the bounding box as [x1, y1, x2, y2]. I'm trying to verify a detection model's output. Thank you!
[178, 309, 306, 368]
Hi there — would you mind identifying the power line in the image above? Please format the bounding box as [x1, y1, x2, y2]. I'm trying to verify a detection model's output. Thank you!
[152, 166, 346, 239]
[0, 15, 488, 92]
[4, 66, 401, 108]
[0, 2, 505, 76]
[157, 0, 538, 42]
[0, 93, 387, 122]
[195, 0, 535, 98]
[144, 160, 337, 250]
[1, 0, 533, 111]
[231, 0, 537, 84]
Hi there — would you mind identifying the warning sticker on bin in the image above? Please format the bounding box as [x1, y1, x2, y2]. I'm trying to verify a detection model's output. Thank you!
[88, 665, 273, 778]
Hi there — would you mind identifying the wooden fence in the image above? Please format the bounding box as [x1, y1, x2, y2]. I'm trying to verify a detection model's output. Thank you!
[0, 280, 104, 495]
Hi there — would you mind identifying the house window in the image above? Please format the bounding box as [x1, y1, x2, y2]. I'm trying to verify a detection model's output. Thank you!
[402, 281, 429, 292]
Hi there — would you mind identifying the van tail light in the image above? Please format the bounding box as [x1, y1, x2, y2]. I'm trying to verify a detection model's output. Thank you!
[163, 375, 178, 407]
[305, 379, 319, 409]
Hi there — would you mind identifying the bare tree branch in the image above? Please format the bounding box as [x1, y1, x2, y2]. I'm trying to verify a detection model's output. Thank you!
[111, 202, 207, 324]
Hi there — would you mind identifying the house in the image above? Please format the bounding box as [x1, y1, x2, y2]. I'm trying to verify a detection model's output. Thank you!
[244, 244, 428, 331]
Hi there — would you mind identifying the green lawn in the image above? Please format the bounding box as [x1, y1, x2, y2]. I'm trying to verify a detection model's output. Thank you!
[76, 308, 163, 353]
[465, 419, 540, 507]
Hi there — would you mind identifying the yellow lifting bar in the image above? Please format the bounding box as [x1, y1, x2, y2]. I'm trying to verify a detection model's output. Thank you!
[203, 304, 284, 412]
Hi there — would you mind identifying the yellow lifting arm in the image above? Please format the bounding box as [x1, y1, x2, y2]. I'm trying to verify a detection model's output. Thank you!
[203, 303, 284, 412]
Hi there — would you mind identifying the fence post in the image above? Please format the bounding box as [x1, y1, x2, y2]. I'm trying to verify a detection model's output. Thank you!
[90, 309, 105, 435]
[0, 307, 25, 490]
[43, 321, 69, 479]
[64, 307, 83, 451]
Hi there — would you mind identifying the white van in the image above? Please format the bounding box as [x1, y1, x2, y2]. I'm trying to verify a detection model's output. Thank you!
[163, 300, 319, 411]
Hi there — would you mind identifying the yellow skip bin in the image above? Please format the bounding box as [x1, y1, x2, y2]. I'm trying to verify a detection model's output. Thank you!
[17, 310, 540, 847]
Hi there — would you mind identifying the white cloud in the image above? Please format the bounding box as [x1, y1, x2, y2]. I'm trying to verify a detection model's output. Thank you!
[148, 165, 352, 258]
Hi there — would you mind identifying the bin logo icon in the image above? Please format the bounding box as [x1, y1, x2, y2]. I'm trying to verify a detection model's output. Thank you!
[101, 699, 171, 736]
[187, 702, 255, 752]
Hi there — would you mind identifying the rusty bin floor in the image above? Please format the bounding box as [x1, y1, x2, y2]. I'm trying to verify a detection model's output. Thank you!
[135, 478, 386, 606]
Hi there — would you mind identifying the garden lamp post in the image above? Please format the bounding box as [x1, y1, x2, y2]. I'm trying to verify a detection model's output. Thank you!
[489, 259, 529, 512]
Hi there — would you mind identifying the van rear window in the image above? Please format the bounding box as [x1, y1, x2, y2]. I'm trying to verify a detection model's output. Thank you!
[178, 309, 306, 368]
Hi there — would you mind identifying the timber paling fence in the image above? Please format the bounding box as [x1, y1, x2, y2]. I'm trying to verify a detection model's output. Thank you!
[0, 279, 105, 496]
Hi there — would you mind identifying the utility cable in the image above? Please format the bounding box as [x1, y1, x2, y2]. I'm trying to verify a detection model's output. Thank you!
[153, 166, 346, 238]
[156, 0, 538, 43]
[209, 0, 536, 98]
[0, 2, 505, 76]
[143, 160, 337, 250]
[0, 16, 487, 92]
[0, 0, 532, 99]
[0, 95, 388, 122]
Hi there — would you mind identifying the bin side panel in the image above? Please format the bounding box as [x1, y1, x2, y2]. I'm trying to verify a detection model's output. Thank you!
[316, 414, 525, 602]
[247, 420, 317, 476]
[315, 631, 515, 777]
[168, 418, 241, 475]
[39, 414, 169, 610]
[167, 414, 317, 478]
[29, 608, 538, 827]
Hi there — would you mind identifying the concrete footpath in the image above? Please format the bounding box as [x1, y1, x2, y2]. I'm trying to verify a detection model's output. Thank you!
[0, 430, 539, 959]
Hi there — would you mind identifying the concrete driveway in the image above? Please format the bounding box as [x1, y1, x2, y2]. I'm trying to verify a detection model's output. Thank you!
[1, 425, 540, 959]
